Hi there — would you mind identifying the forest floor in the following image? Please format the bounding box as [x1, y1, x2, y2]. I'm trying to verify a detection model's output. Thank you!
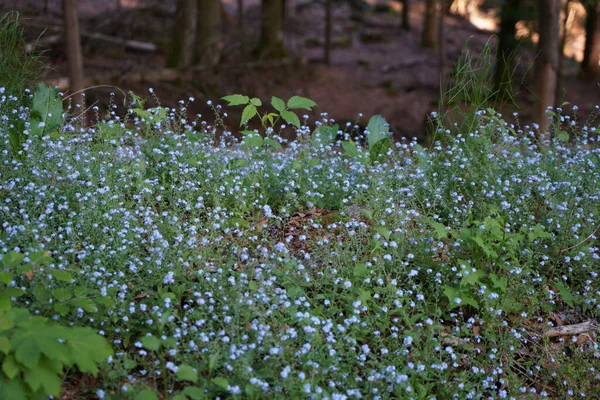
[4, 0, 600, 141]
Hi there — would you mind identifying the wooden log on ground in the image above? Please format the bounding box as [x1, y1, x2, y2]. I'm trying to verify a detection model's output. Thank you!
[545, 320, 598, 338]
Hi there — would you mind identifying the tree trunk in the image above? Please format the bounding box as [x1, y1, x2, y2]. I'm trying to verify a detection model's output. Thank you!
[400, 0, 410, 30]
[324, 0, 332, 64]
[422, 0, 437, 48]
[438, 0, 445, 89]
[63, 0, 84, 107]
[195, 0, 222, 67]
[533, 0, 560, 137]
[494, 0, 520, 101]
[258, 0, 286, 58]
[166, 0, 197, 68]
[581, 2, 600, 78]
[237, 0, 244, 36]
[555, 0, 571, 106]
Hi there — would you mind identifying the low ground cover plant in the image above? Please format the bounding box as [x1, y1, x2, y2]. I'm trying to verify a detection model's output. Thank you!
[1, 80, 600, 398]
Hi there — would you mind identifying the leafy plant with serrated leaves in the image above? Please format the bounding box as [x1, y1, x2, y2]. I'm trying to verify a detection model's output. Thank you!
[0, 251, 113, 400]
[341, 114, 391, 164]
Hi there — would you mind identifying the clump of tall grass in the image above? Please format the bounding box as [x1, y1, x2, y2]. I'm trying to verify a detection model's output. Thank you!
[0, 11, 43, 102]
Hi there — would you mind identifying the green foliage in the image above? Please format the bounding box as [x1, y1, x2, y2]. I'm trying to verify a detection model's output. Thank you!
[0, 252, 113, 399]
[30, 83, 63, 137]
[221, 94, 316, 129]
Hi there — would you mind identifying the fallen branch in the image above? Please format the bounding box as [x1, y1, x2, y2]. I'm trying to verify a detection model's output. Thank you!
[545, 320, 598, 338]
[21, 20, 157, 53]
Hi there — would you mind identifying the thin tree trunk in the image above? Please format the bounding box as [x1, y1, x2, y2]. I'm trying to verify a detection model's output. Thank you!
[400, 0, 410, 30]
[422, 0, 437, 48]
[258, 0, 286, 58]
[237, 0, 244, 36]
[581, 2, 600, 78]
[438, 0, 445, 89]
[324, 0, 332, 64]
[533, 0, 560, 137]
[494, 0, 520, 100]
[63, 0, 84, 107]
[555, 0, 571, 106]
[166, 0, 197, 68]
[195, 0, 222, 66]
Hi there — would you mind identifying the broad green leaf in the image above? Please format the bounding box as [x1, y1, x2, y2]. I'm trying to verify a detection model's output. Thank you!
[242, 135, 263, 149]
[249, 97, 262, 107]
[2, 354, 19, 379]
[369, 137, 390, 163]
[280, 110, 301, 128]
[240, 104, 257, 126]
[287, 96, 317, 110]
[221, 94, 249, 106]
[271, 96, 286, 112]
[0, 374, 27, 400]
[51, 270, 72, 282]
[140, 335, 161, 351]
[52, 288, 72, 302]
[135, 390, 159, 400]
[353, 264, 369, 278]
[208, 353, 219, 375]
[312, 124, 338, 146]
[230, 217, 250, 229]
[342, 140, 359, 158]
[1, 251, 24, 268]
[376, 227, 391, 240]
[212, 376, 229, 391]
[430, 221, 449, 240]
[264, 138, 282, 149]
[15, 338, 40, 368]
[471, 235, 498, 259]
[176, 364, 198, 382]
[30, 83, 63, 137]
[489, 273, 507, 293]
[23, 362, 62, 396]
[558, 131, 569, 142]
[0, 337, 9, 354]
[172, 395, 188, 400]
[460, 269, 485, 287]
[71, 298, 97, 313]
[556, 282, 575, 307]
[183, 386, 206, 400]
[28, 251, 52, 266]
[365, 114, 389, 149]
[0, 272, 12, 284]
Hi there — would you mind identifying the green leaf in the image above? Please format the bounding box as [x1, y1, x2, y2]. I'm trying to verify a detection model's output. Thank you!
[0, 374, 28, 400]
[264, 138, 283, 149]
[353, 264, 369, 278]
[249, 97, 262, 107]
[135, 389, 159, 400]
[0, 337, 10, 354]
[287, 96, 317, 110]
[365, 114, 390, 149]
[23, 361, 62, 396]
[14, 338, 41, 368]
[558, 131, 569, 142]
[212, 376, 229, 391]
[52, 288, 72, 302]
[376, 227, 391, 240]
[369, 137, 391, 163]
[176, 364, 198, 382]
[556, 282, 575, 307]
[0, 272, 12, 285]
[183, 386, 206, 400]
[430, 221, 449, 240]
[71, 298, 97, 313]
[208, 353, 219, 375]
[28, 251, 52, 266]
[489, 273, 507, 293]
[1, 251, 24, 268]
[172, 395, 188, 400]
[280, 110, 301, 128]
[271, 96, 286, 112]
[230, 217, 250, 229]
[471, 235, 498, 259]
[312, 124, 338, 146]
[342, 140, 359, 158]
[51, 270, 72, 282]
[2, 354, 19, 379]
[140, 335, 161, 351]
[30, 83, 63, 137]
[240, 104, 258, 126]
[221, 94, 249, 106]
[242, 135, 263, 149]
[460, 269, 485, 287]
